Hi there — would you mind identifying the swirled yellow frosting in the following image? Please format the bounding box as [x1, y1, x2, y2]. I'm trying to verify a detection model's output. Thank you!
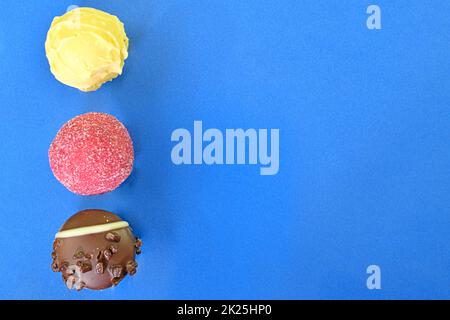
[45, 7, 129, 92]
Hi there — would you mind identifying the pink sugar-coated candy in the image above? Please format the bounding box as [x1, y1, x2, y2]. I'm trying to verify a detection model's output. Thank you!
[49, 112, 134, 195]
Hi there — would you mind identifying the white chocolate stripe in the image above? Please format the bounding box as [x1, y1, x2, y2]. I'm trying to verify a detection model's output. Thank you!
[55, 221, 129, 239]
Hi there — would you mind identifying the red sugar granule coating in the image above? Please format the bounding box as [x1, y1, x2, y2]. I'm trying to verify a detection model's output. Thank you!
[49, 112, 134, 195]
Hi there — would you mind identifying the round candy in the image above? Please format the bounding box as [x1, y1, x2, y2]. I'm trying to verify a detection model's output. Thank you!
[45, 7, 129, 92]
[51, 209, 142, 291]
[49, 112, 134, 195]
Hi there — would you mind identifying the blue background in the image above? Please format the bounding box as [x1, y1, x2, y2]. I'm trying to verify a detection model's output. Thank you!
[0, 0, 449, 299]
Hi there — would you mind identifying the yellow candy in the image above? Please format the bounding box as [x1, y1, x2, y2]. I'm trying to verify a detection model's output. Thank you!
[45, 7, 129, 92]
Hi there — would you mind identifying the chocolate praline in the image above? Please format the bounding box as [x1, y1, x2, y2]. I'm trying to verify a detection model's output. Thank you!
[51, 209, 142, 291]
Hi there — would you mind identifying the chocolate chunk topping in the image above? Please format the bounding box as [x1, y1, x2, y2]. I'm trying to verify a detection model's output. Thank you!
[112, 277, 122, 286]
[135, 238, 142, 248]
[73, 247, 85, 259]
[103, 249, 112, 261]
[51, 261, 59, 272]
[53, 239, 60, 250]
[126, 260, 138, 276]
[108, 244, 118, 254]
[59, 261, 69, 273]
[110, 265, 123, 278]
[76, 261, 92, 273]
[95, 261, 105, 274]
[105, 232, 121, 242]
